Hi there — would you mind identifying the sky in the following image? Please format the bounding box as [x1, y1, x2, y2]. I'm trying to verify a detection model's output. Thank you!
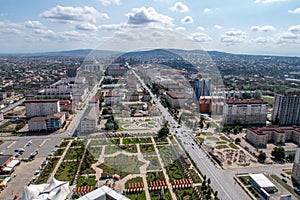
[0, 0, 300, 56]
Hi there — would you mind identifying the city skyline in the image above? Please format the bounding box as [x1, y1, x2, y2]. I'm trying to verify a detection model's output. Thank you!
[0, 0, 300, 56]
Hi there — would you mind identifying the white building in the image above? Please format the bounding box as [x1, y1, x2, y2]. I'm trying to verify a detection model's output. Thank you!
[292, 148, 300, 184]
[25, 99, 60, 118]
[78, 186, 129, 200]
[223, 99, 268, 125]
[248, 173, 276, 193]
[80, 107, 99, 133]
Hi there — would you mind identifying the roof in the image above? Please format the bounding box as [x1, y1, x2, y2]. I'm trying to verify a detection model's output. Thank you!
[249, 174, 275, 188]
[47, 112, 65, 120]
[226, 99, 267, 105]
[25, 99, 59, 103]
[82, 107, 99, 120]
[0, 155, 12, 166]
[248, 126, 300, 135]
[78, 186, 129, 200]
[29, 117, 46, 122]
[21, 177, 70, 200]
[166, 91, 185, 99]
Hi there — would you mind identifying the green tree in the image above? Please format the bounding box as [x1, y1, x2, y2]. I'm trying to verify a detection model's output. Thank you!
[158, 123, 169, 138]
[258, 151, 266, 163]
[102, 108, 109, 115]
[271, 147, 285, 161]
[235, 138, 241, 144]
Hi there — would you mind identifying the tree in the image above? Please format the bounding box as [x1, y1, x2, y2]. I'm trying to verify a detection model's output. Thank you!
[235, 138, 241, 144]
[258, 151, 266, 163]
[271, 147, 285, 161]
[102, 108, 109, 115]
[158, 123, 169, 138]
[253, 90, 262, 100]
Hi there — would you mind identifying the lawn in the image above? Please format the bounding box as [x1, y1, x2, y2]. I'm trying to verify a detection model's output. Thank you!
[125, 191, 146, 200]
[123, 137, 152, 144]
[216, 141, 227, 145]
[55, 161, 79, 183]
[76, 175, 97, 187]
[80, 151, 96, 175]
[105, 145, 119, 154]
[87, 146, 102, 158]
[220, 136, 230, 142]
[118, 144, 137, 153]
[64, 147, 84, 161]
[215, 145, 229, 149]
[59, 140, 70, 148]
[35, 157, 59, 184]
[206, 136, 219, 141]
[262, 96, 274, 107]
[146, 171, 165, 183]
[54, 148, 65, 157]
[154, 136, 169, 144]
[71, 140, 85, 147]
[197, 137, 205, 143]
[98, 154, 143, 178]
[229, 143, 239, 149]
[166, 160, 186, 182]
[174, 187, 200, 200]
[189, 168, 202, 183]
[145, 156, 161, 171]
[140, 144, 155, 154]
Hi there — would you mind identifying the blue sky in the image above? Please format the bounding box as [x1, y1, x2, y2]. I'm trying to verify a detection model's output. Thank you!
[0, 0, 300, 55]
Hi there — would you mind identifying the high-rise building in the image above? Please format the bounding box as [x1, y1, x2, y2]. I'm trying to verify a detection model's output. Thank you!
[193, 78, 211, 99]
[272, 92, 300, 126]
[292, 148, 300, 184]
[67, 67, 78, 78]
[223, 99, 268, 125]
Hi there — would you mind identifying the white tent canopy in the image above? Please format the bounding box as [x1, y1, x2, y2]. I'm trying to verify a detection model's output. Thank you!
[21, 177, 70, 200]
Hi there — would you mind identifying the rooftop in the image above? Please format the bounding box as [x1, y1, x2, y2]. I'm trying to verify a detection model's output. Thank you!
[0, 155, 12, 166]
[78, 186, 129, 200]
[249, 173, 275, 188]
[25, 99, 59, 103]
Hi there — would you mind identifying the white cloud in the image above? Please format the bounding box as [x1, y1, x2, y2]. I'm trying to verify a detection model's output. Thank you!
[40, 5, 109, 24]
[280, 32, 297, 39]
[24, 21, 47, 30]
[98, 23, 127, 31]
[0, 21, 23, 35]
[176, 26, 186, 31]
[181, 16, 193, 24]
[214, 25, 223, 29]
[250, 25, 275, 32]
[197, 26, 205, 31]
[127, 7, 173, 25]
[255, 0, 288, 3]
[99, 0, 121, 6]
[288, 25, 300, 33]
[288, 8, 300, 14]
[225, 30, 246, 36]
[76, 23, 98, 31]
[192, 32, 212, 42]
[204, 8, 211, 13]
[253, 37, 274, 44]
[170, 2, 189, 13]
[221, 30, 246, 45]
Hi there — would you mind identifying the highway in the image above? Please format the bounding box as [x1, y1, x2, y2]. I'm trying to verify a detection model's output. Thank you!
[128, 63, 251, 200]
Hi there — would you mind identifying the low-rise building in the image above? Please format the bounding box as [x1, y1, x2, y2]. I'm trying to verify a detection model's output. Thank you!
[165, 91, 185, 108]
[104, 90, 122, 106]
[248, 173, 276, 193]
[246, 126, 300, 147]
[80, 107, 99, 133]
[105, 64, 128, 76]
[28, 112, 66, 132]
[0, 155, 13, 173]
[25, 99, 60, 118]
[223, 99, 268, 126]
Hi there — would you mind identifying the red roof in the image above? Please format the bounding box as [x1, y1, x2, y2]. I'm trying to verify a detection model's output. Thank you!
[25, 99, 59, 103]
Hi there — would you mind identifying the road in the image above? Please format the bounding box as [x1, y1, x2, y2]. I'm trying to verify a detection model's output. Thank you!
[0, 98, 25, 113]
[128, 63, 251, 200]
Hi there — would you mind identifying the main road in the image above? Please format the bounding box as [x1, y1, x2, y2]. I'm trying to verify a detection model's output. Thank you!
[128, 63, 251, 200]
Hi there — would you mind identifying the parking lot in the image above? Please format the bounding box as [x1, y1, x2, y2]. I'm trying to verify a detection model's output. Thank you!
[0, 137, 62, 159]
[0, 136, 63, 199]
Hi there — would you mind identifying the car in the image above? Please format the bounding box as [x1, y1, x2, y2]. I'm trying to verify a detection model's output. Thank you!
[14, 153, 20, 158]
[48, 152, 54, 156]
[282, 178, 288, 183]
[281, 173, 286, 177]
[34, 169, 40, 175]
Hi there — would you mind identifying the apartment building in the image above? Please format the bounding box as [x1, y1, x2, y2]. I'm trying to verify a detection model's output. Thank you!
[25, 99, 60, 118]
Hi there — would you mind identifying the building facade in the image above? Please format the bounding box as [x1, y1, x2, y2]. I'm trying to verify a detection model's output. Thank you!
[272, 93, 300, 126]
[246, 126, 300, 147]
[0, 112, 3, 122]
[28, 112, 66, 132]
[223, 99, 268, 125]
[25, 99, 60, 118]
[193, 78, 211, 99]
[292, 148, 300, 185]
[80, 107, 99, 133]
[165, 91, 185, 108]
